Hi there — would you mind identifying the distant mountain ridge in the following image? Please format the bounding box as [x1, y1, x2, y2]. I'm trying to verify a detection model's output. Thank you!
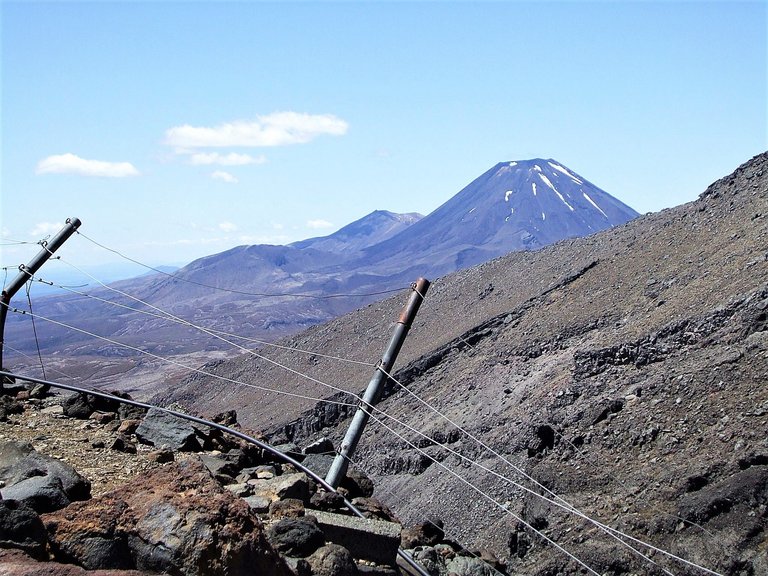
[354, 158, 639, 279]
[290, 210, 423, 254]
[5, 159, 639, 362]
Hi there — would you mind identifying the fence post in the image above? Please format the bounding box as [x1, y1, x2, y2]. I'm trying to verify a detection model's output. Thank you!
[0, 217, 81, 386]
[325, 277, 430, 488]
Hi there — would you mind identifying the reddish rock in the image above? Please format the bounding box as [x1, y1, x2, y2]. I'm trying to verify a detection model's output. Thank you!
[43, 458, 291, 576]
[116, 419, 140, 435]
[0, 549, 145, 576]
[270, 498, 306, 519]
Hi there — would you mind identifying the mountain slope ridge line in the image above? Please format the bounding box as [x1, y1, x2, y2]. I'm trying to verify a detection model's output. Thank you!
[271, 259, 600, 443]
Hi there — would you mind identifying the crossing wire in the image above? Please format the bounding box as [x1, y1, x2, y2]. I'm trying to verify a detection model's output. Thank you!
[21, 269, 716, 573]
[5, 278, 654, 572]
[0, 369, 432, 576]
[73, 230, 409, 300]
[375, 366, 723, 576]
[2, 305, 357, 409]
[24, 281, 46, 380]
[9, 246, 723, 574]
[363, 409, 603, 576]
[362, 399, 676, 576]
[22, 269, 362, 400]
[4, 298, 720, 574]
[29, 271, 375, 369]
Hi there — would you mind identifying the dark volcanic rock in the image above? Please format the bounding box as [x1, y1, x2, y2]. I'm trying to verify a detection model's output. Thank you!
[0, 441, 91, 513]
[0, 396, 24, 422]
[135, 407, 202, 451]
[678, 466, 768, 524]
[339, 467, 374, 499]
[43, 458, 290, 576]
[0, 499, 48, 559]
[266, 517, 325, 557]
[61, 393, 120, 420]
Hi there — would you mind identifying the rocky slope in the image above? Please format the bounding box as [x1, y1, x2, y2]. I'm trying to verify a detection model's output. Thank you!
[160, 152, 768, 575]
[0, 389, 504, 576]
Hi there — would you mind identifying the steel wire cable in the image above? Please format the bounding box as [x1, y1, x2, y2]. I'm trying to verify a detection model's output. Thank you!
[16, 279, 672, 572]
[2, 305, 356, 408]
[362, 399, 676, 576]
[73, 230, 409, 300]
[0, 369, 432, 576]
[22, 265, 361, 400]
[16, 243, 720, 573]
[7, 291, 717, 574]
[28, 268, 715, 573]
[9, 275, 645, 571]
[362, 409, 603, 576]
[376, 366, 724, 576]
[2, 343, 74, 381]
[0, 239, 39, 246]
[339, 450, 509, 576]
[30, 271, 374, 369]
[24, 281, 46, 380]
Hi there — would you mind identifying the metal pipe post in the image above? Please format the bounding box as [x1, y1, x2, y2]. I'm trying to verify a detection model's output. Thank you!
[0, 217, 81, 380]
[325, 277, 430, 488]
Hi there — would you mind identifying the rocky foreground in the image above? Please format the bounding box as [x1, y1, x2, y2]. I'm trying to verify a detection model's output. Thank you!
[0, 386, 504, 576]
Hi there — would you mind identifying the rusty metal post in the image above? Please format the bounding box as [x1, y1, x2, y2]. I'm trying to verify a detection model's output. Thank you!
[325, 277, 430, 488]
[0, 217, 81, 383]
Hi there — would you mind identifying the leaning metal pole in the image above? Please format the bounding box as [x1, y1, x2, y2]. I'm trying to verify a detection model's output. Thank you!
[325, 277, 430, 488]
[0, 369, 432, 576]
[0, 217, 81, 380]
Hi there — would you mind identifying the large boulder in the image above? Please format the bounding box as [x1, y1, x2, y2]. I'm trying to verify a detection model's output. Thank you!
[43, 458, 291, 576]
[134, 408, 202, 451]
[0, 441, 91, 513]
[61, 393, 120, 419]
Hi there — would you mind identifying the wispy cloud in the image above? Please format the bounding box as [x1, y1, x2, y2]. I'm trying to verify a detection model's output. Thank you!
[36, 153, 139, 177]
[187, 152, 267, 166]
[30, 222, 64, 237]
[307, 219, 334, 230]
[211, 170, 238, 183]
[218, 221, 238, 233]
[164, 112, 348, 148]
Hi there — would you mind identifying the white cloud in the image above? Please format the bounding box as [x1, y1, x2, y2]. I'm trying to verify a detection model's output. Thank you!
[307, 219, 334, 230]
[36, 153, 139, 177]
[30, 222, 63, 237]
[164, 111, 348, 148]
[218, 221, 238, 233]
[211, 171, 238, 184]
[187, 152, 267, 166]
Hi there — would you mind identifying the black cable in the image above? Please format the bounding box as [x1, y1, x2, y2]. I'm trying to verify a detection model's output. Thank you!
[0, 369, 431, 576]
[25, 281, 46, 380]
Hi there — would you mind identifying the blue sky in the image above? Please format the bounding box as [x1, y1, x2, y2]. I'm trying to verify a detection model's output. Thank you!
[1, 0, 766, 273]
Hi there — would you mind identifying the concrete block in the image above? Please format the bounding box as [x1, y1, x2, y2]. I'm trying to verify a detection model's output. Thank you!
[310, 509, 401, 566]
